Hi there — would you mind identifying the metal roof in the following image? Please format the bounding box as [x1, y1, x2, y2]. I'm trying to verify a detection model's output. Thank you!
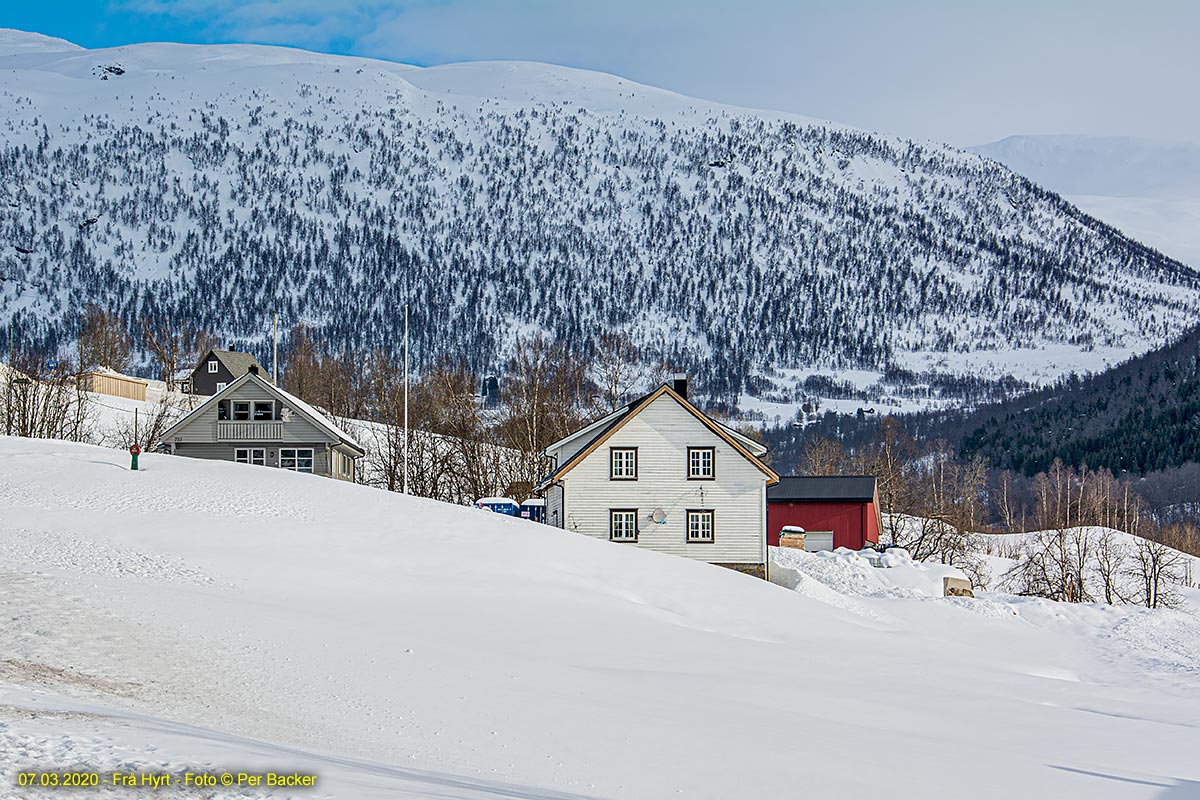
[205, 349, 266, 378]
[767, 475, 878, 503]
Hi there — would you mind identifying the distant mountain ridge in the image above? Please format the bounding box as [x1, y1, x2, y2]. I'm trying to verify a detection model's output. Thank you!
[2, 29, 1199, 402]
[972, 134, 1200, 268]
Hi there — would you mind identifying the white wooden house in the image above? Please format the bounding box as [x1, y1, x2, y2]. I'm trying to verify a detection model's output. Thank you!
[535, 377, 779, 578]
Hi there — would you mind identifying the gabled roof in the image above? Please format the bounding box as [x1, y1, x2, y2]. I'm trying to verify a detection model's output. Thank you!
[197, 349, 266, 378]
[161, 371, 365, 455]
[767, 475, 878, 503]
[536, 384, 778, 489]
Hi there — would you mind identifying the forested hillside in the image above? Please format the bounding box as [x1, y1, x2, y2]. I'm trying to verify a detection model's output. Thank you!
[3, 31, 1200, 404]
[958, 325, 1200, 475]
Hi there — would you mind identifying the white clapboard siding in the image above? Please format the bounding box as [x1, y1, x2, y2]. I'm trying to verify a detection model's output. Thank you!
[557, 394, 765, 566]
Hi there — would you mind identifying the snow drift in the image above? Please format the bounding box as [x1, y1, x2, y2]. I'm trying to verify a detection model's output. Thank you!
[1, 437, 1199, 798]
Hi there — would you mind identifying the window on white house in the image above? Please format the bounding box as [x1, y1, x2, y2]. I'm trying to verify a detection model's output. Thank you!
[232, 401, 251, 421]
[687, 510, 715, 543]
[688, 447, 715, 479]
[235, 448, 266, 466]
[610, 448, 637, 480]
[280, 448, 314, 473]
[253, 401, 274, 421]
[208, 360, 218, 373]
[610, 509, 638, 542]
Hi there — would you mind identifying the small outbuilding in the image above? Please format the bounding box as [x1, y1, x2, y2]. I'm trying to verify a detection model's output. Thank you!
[78, 367, 149, 401]
[766, 476, 881, 550]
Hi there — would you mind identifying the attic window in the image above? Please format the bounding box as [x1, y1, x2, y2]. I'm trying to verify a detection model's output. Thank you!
[688, 447, 715, 480]
[253, 401, 274, 421]
[232, 401, 250, 421]
[610, 448, 637, 480]
[208, 360, 218, 373]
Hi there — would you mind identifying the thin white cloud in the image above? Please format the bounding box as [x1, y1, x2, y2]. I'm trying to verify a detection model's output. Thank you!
[108, 0, 1200, 145]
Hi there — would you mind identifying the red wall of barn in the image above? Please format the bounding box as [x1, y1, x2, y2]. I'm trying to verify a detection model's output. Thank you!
[767, 501, 879, 549]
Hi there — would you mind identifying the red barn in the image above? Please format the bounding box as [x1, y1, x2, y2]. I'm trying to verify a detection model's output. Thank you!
[766, 476, 882, 550]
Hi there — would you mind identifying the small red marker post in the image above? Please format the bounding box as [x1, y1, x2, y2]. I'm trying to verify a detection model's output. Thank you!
[129, 443, 142, 471]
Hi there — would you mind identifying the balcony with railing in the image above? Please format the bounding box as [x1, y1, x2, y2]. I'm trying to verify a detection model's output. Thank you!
[216, 421, 284, 441]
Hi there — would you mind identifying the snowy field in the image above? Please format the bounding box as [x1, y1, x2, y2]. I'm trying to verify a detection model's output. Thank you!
[2, 437, 1200, 798]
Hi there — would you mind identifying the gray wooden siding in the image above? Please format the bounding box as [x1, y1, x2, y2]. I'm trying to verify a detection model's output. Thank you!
[171, 381, 334, 447]
[559, 395, 766, 565]
[174, 441, 332, 476]
[546, 483, 564, 528]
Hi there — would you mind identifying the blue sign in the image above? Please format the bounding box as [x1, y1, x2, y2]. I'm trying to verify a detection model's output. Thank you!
[46, 359, 59, 371]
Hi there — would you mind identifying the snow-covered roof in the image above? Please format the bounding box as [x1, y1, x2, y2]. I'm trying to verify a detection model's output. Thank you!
[82, 366, 149, 384]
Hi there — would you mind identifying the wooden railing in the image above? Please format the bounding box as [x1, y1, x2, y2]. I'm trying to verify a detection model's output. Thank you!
[216, 421, 284, 441]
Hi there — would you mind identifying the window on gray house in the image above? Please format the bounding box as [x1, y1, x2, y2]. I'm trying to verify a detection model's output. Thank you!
[232, 401, 251, 421]
[280, 448, 314, 473]
[253, 401, 274, 421]
[235, 448, 266, 466]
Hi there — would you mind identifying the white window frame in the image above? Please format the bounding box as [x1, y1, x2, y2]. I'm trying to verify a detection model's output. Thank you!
[610, 447, 637, 480]
[610, 509, 638, 542]
[686, 510, 715, 543]
[215, 381, 228, 393]
[208, 360, 218, 373]
[235, 447, 266, 466]
[232, 401, 251, 421]
[252, 400, 274, 421]
[688, 447, 715, 479]
[280, 448, 314, 473]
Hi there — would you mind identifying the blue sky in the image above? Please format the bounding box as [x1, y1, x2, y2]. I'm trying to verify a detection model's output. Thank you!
[5, 1, 1198, 145]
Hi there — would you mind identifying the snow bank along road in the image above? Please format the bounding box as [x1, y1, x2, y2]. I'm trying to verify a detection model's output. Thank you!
[1, 437, 1198, 799]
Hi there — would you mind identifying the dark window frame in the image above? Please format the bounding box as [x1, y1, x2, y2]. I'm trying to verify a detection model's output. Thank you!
[609, 447, 638, 481]
[687, 446, 716, 480]
[609, 508, 639, 542]
[686, 509, 715, 543]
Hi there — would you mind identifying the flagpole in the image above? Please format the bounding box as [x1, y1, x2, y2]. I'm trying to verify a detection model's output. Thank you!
[403, 303, 410, 495]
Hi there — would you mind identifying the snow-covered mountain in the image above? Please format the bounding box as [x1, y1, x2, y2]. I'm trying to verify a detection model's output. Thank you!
[3, 29, 1199, 404]
[973, 134, 1200, 268]
[2, 436, 1199, 798]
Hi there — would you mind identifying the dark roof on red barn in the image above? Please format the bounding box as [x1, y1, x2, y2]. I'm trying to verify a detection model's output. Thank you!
[767, 475, 878, 503]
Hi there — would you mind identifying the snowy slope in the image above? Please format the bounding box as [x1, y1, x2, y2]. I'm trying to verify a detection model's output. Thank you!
[973, 134, 1200, 267]
[2, 436, 1200, 798]
[3, 28, 1200, 407]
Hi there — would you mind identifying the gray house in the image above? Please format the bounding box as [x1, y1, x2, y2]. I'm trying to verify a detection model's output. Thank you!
[162, 370, 364, 480]
[188, 349, 268, 396]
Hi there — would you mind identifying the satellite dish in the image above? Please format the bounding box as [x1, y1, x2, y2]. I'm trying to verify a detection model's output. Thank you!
[651, 508, 667, 525]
